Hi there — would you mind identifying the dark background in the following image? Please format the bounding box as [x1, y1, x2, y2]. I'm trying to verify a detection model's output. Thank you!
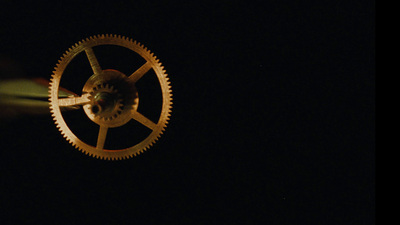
[1, 1, 375, 224]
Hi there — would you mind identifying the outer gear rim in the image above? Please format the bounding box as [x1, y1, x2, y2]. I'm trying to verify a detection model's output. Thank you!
[49, 34, 173, 160]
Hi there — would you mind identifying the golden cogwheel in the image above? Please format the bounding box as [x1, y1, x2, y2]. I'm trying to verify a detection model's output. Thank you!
[49, 34, 172, 160]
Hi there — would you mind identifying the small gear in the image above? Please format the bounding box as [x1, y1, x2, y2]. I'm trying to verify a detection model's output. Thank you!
[88, 83, 123, 121]
[49, 34, 173, 160]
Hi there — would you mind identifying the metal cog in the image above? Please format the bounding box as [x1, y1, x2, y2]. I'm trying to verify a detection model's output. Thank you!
[49, 34, 173, 160]
[89, 83, 123, 121]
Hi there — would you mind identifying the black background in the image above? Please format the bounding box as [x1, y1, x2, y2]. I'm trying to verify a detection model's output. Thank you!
[1, 1, 375, 224]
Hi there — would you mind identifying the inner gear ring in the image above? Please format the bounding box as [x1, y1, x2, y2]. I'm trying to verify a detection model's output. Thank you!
[49, 34, 173, 160]
[82, 69, 139, 128]
[86, 83, 124, 122]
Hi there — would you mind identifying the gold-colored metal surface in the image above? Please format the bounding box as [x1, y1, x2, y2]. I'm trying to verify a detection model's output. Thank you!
[49, 34, 173, 160]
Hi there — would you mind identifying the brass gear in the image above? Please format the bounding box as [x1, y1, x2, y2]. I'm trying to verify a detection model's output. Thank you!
[49, 34, 173, 160]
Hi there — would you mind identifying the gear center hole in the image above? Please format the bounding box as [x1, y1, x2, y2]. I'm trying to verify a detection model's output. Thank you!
[93, 92, 116, 114]
[91, 105, 101, 114]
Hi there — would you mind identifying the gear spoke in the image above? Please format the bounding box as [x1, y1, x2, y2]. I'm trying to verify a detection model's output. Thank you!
[58, 93, 91, 107]
[96, 125, 108, 150]
[129, 61, 152, 83]
[85, 47, 102, 75]
[132, 111, 157, 130]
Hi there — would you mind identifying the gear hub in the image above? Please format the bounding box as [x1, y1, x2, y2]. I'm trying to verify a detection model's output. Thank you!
[90, 84, 122, 119]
